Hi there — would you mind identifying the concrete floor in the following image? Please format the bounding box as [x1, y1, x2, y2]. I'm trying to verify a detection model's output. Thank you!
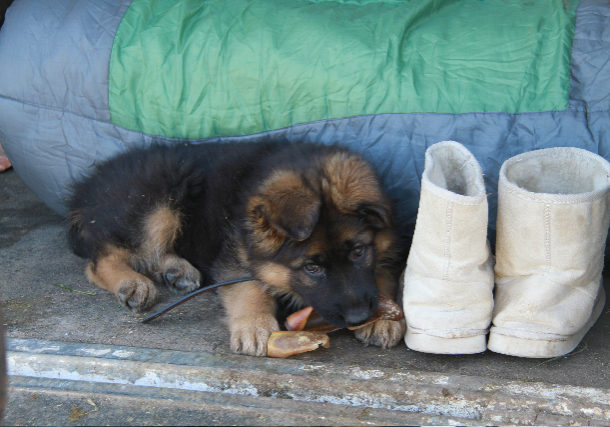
[1, 168, 609, 425]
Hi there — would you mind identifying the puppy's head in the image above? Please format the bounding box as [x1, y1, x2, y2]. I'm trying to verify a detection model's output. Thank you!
[246, 150, 395, 328]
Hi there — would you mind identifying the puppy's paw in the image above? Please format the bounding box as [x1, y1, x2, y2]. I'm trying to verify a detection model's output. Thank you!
[353, 318, 406, 349]
[159, 256, 201, 294]
[117, 277, 159, 312]
[229, 314, 280, 356]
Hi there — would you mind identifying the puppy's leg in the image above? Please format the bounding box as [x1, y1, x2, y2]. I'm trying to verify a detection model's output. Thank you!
[217, 280, 279, 356]
[139, 206, 201, 295]
[155, 254, 201, 294]
[86, 247, 159, 311]
[353, 268, 406, 348]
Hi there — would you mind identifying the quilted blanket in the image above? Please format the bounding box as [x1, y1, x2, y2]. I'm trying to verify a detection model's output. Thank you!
[0, 0, 607, 236]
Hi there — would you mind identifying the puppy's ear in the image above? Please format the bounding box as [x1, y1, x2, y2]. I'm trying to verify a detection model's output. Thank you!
[358, 203, 392, 230]
[248, 171, 321, 241]
[322, 151, 392, 229]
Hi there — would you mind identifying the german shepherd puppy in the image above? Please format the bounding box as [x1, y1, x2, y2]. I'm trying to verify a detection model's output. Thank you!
[68, 141, 405, 356]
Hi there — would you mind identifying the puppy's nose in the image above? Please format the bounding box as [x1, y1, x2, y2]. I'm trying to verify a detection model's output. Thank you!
[343, 307, 372, 326]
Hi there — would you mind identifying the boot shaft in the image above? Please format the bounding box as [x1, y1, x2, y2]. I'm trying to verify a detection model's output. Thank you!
[495, 148, 610, 284]
[408, 141, 490, 282]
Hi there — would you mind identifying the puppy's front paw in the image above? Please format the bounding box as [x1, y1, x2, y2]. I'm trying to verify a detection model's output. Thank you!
[353, 318, 406, 349]
[229, 314, 280, 356]
[159, 256, 201, 294]
[117, 278, 159, 312]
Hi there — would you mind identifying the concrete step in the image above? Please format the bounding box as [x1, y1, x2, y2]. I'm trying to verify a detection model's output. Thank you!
[4, 338, 609, 425]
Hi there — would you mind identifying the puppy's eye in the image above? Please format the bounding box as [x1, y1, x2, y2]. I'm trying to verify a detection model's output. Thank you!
[350, 245, 366, 261]
[304, 263, 324, 276]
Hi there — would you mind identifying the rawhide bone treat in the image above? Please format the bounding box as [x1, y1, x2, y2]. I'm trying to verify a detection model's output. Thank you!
[267, 331, 330, 358]
[267, 295, 403, 358]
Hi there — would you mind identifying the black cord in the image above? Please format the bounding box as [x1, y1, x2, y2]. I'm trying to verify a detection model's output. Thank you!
[141, 276, 255, 324]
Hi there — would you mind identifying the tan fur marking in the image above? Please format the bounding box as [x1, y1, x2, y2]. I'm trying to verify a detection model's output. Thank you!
[255, 262, 293, 292]
[86, 247, 138, 292]
[246, 200, 286, 254]
[141, 206, 182, 263]
[217, 280, 279, 356]
[375, 267, 399, 298]
[247, 169, 320, 253]
[322, 152, 386, 213]
[302, 231, 326, 258]
[86, 246, 159, 310]
[374, 229, 394, 256]
[264, 170, 306, 192]
[335, 227, 374, 247]
[218, 280, 277, 319]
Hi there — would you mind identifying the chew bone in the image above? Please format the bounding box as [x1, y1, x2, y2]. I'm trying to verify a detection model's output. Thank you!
[267, 331, 330, 358]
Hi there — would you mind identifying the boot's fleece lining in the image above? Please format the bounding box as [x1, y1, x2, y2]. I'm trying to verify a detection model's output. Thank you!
[505, 149, 609, 195]
[424, 142, 486, 198]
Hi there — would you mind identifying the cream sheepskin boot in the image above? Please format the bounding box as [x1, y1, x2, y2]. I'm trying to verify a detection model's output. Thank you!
[403, 141, 494, 354]
[488, 147, 610, 358]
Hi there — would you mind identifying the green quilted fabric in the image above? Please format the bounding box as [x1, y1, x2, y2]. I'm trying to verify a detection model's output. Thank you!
[109, 0, 578, 139]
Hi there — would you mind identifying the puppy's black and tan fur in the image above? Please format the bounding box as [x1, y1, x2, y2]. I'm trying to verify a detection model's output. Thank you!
[68, 141, 405, 356]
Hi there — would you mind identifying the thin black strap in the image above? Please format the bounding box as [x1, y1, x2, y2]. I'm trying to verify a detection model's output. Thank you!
[141, 276, 255, 324]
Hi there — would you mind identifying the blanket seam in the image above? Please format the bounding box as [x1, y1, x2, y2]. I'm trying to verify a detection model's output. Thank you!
[0, 94, 608, 138]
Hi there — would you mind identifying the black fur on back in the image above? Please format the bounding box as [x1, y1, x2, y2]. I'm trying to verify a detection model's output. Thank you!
[67, 140, 344, 282]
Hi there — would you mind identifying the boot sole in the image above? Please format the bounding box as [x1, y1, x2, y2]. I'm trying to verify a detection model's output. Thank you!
[405, 330, 487, 354]
[487, 286, 606, 358]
